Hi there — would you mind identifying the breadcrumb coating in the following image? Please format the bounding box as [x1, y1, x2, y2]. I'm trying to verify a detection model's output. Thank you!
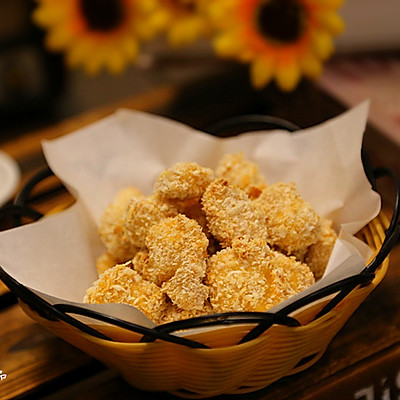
[146, 214, 209, 283]
[215, 152, 267, 190]
[305, 218, 337, 280]
[162, 266, 209, 311]
[89, 157, 328, 324]
[131, 250, 160, 285]
[84, 263, 166, 323]
[176, 198, 220, 256]
[207, 236, 314, 313]
[206, 237, 282, 312]
[122, 195, 177, 248]
[175, 198, 208, 232]
[253, 182, 322, 254]
[268, 250, 315, 298]
[99, 187, 142, 262]
[202, 178, 267, 248]
[96, 252, 117, 275]
[154, 162, 214, 201]
[246, 184, 268, 200]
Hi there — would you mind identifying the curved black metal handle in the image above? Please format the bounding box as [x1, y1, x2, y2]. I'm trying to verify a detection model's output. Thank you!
[0, 265, 112, 340]
[12, 166, 55, 226]
[205, 114, 301, 136]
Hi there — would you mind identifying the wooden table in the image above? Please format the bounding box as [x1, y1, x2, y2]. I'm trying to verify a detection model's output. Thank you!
[1, 68, 399, 400]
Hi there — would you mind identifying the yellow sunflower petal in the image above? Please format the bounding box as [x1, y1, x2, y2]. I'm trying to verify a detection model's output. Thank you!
[32, 2, 71, 27]
[168, 17, 205, 47]
[45, 25, 73, 50]
[204, 0, 343, 91]
[311, 31, 334, 60]
[250, 57, 275, 89]
[299, 51, 323, 79]
[33, 0, 157, 75]
[275, 60, 301, 92]
[136, 0, 159, 13]
[121, 37, 139, 62]
[207, 0, 238, 29]
[84, 52, 104, 76]
[135, 18, 159, 40]
[106, 50, 126, 75]
[65, 41, 88, 69]
[213, 31, 243, 58]
[315, 11, 345, 35]
[146, 9, 170, 33]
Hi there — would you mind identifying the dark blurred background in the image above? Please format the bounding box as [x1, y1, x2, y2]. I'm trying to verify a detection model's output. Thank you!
[1, 0, 400, 142]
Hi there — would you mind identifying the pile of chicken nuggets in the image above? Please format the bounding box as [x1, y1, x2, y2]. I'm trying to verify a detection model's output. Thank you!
[84, 153, 337, 324]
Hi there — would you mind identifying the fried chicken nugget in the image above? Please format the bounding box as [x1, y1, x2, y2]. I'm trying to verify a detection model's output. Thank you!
[202, 178, 267, 248]
[96, 252, 117, 275]
[207, 237, 280, 313]
[176, 198, 220, 256]
[99, 187, 143, 263]
[305, 218, 337, 280]
[162, 266, 209, 311]
[215, 152, 267, 191]
[153, 162, 214, 201]
[84, 263, 166, 323]
[122, 195, 178, 249]
[146, 214, 209, 310]
[131, 250, 158, 284]
[268, 249, 315, 298]
[246, 184, 268, 200]
[207, 236, 314, 313]
[253, 182, 322, 254]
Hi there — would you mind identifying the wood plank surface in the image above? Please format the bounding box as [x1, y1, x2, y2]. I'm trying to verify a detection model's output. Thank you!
[0, 85, 176, 163]
[0, 305, 103, 400]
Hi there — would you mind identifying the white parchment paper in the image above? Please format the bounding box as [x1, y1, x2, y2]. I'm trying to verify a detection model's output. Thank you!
[0, 101, 381, 325]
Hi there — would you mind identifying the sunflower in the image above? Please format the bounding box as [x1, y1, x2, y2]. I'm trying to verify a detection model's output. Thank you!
[156, 0, 212, 47]
[33, 0, 166, 75]
[207, 0, 345, 91]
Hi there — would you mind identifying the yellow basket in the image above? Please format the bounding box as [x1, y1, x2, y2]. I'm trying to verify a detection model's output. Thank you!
[15, 210, 391, 398]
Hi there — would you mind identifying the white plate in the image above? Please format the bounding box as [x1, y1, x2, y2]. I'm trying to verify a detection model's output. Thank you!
[0, 150, 21, 207]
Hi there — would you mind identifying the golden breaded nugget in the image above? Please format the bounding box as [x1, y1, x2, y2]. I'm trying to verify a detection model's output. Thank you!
[90, 156, 325, 324]
[268, 250, 315, 297]
[146, 214, 209, 283]
[207, 236, 314, 313]
[95, 252, 117, 275]
[99, 187, 142, 263]
[162, 265, 209, 311]
[131, 250, 160, 285]
[154, 162, 214, 201]
[202, 178, 267, 248]
[254, 182, 321, 254]
[246, 184, 268, 200]
[175, 198, 208, 232]
[122, 195, 177, 248]
[176, 198, 220, 256]
[305, 218, 337, 280]
[215, 152, 266, 190]
[207, 237, 281, 312]
[84, 263, 166, 323]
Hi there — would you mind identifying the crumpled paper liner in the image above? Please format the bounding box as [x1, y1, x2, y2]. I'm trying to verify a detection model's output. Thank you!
[0, 101, 381, 329]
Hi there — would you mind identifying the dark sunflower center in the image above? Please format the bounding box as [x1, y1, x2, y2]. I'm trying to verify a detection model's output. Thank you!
[257, 0, 306, 43]
[80, 0, 125, 32]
